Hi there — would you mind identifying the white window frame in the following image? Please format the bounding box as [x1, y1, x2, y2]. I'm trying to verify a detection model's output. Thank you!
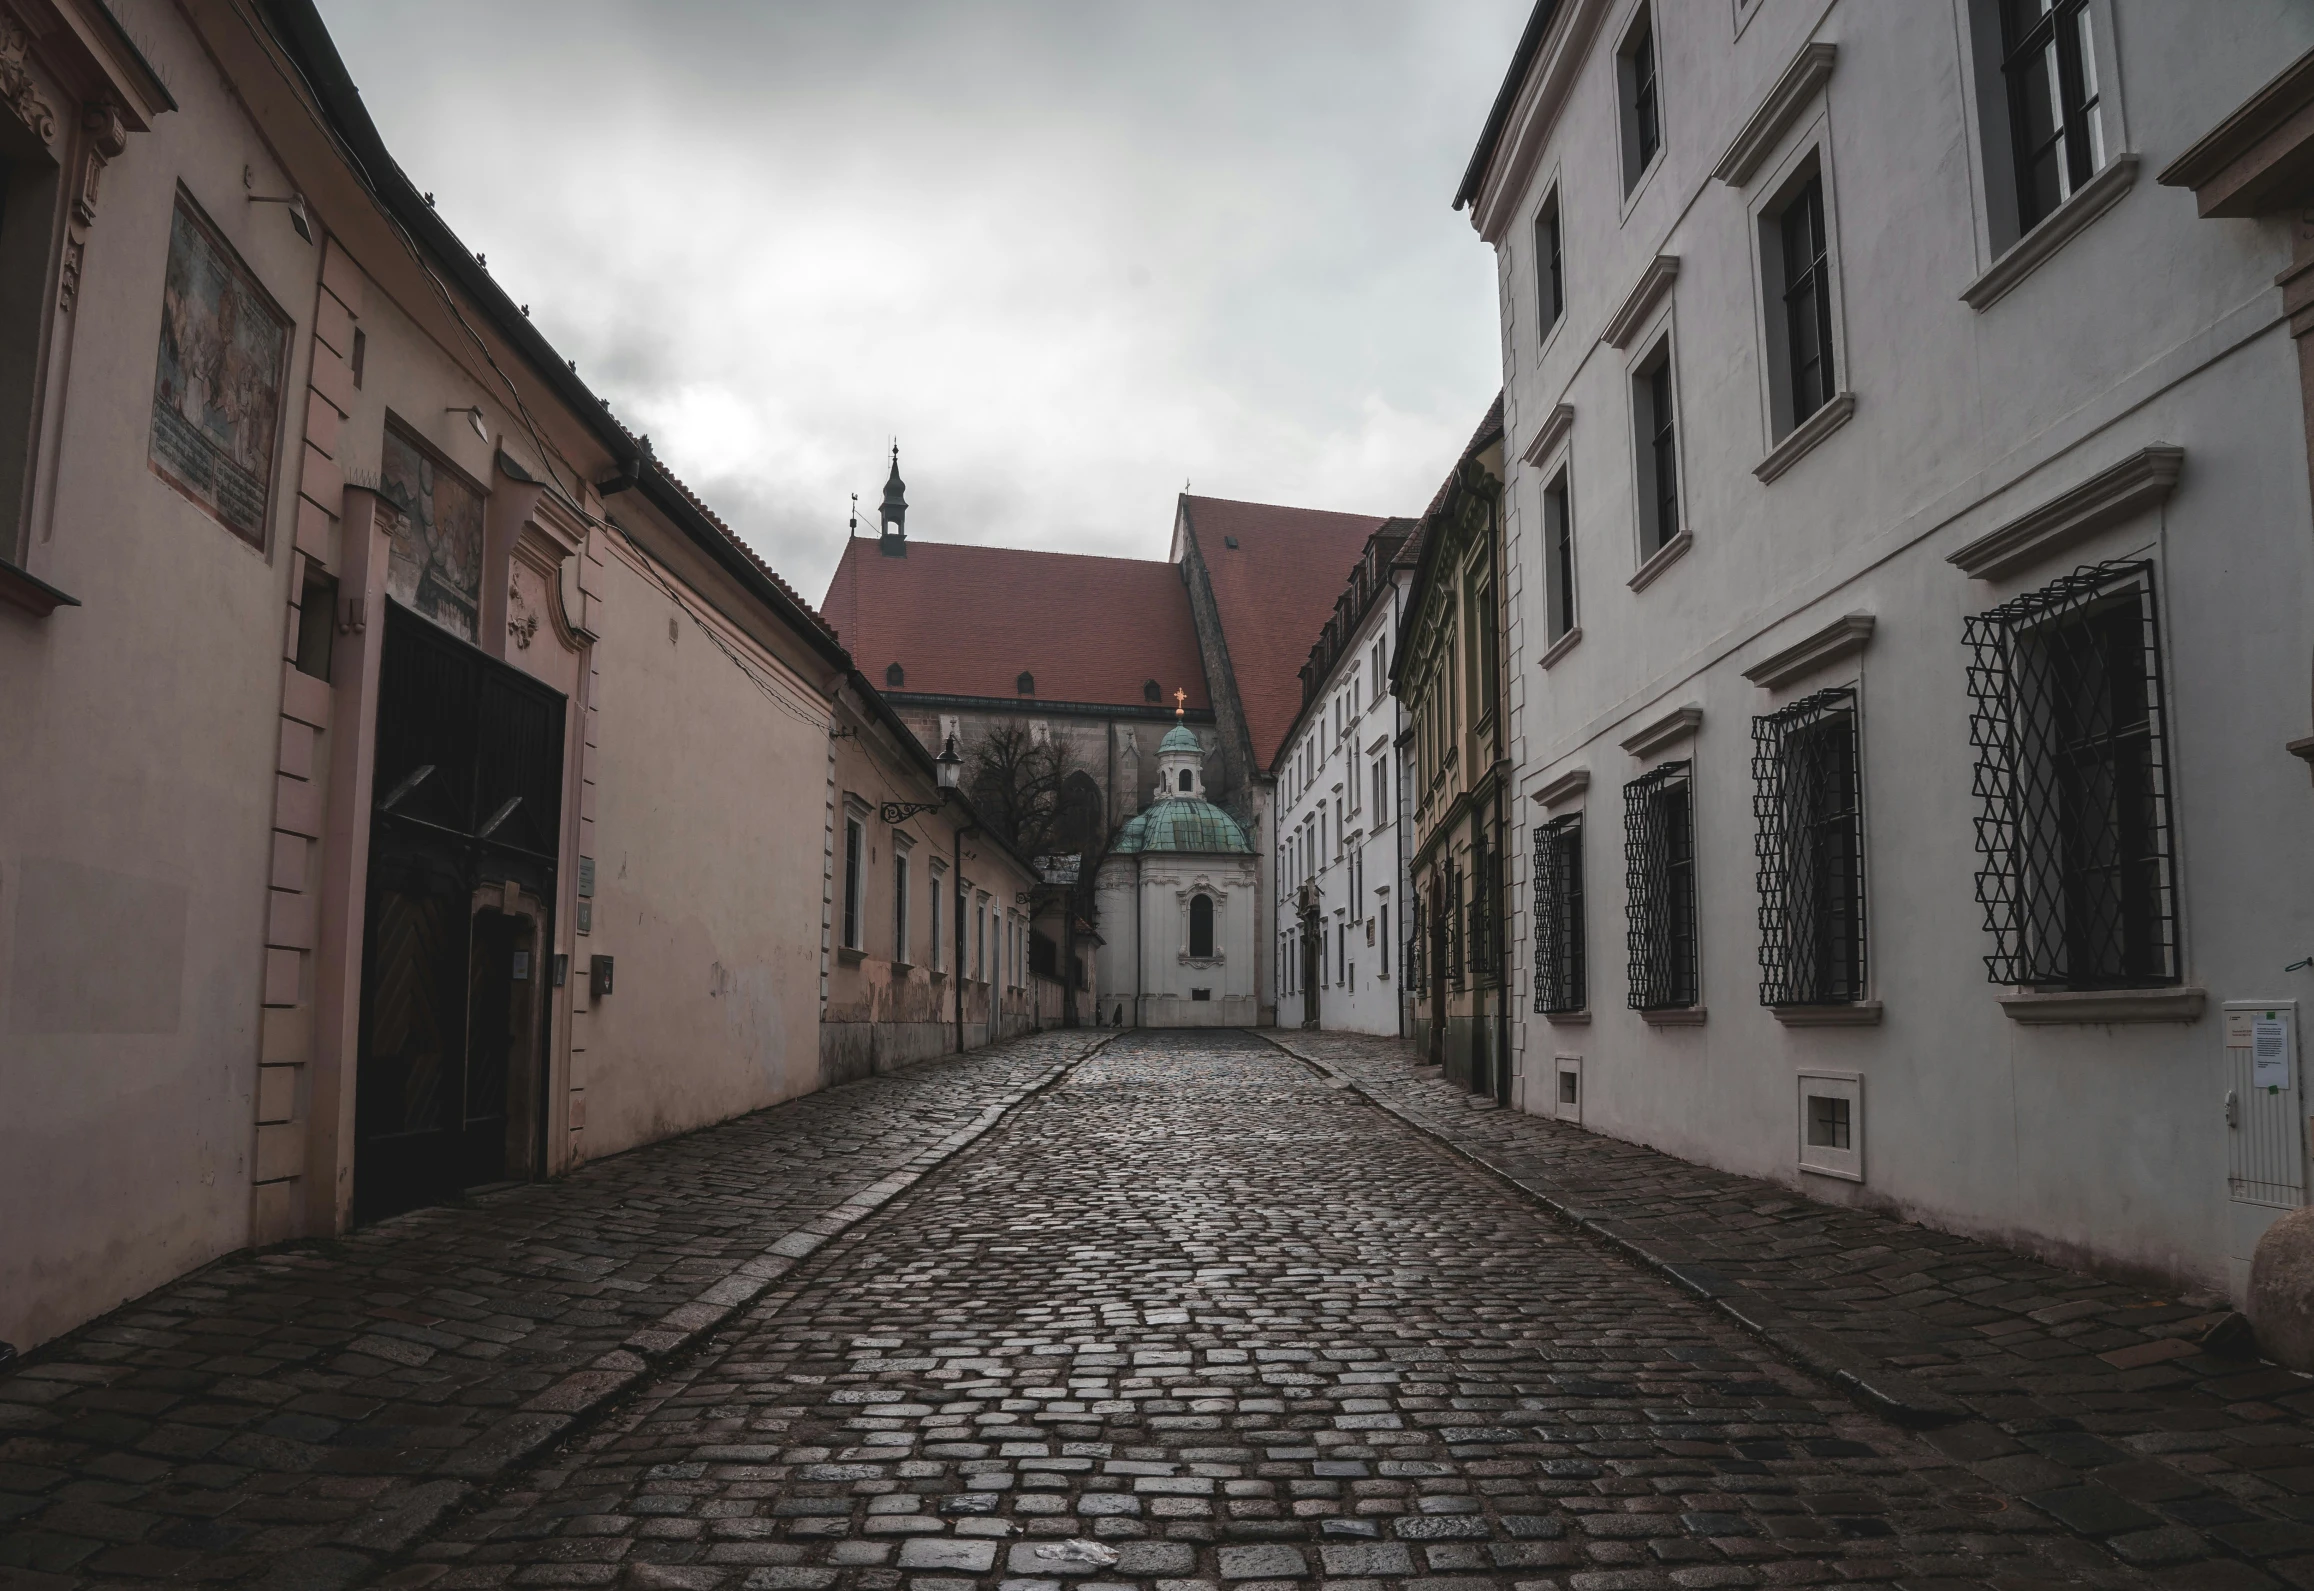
[842, 811, 866, 952]
[1797, 1070, 1863, 1181]
[1747, 131, 1851, 451]
[1626, 318, 1688, 582]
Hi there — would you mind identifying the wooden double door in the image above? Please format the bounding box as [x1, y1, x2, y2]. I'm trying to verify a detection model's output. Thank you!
[355, 602, 566, 1224]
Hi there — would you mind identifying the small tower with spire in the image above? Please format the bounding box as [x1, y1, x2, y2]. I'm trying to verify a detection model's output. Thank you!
[878, 444, 908, 557]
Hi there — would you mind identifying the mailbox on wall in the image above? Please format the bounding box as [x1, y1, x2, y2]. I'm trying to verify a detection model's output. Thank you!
[589, 955, 614, 998]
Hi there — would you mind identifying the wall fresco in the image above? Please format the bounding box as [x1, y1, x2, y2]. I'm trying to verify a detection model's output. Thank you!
[380, 423, 483, 642]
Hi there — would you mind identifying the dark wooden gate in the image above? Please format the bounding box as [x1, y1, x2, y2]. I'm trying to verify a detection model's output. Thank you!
[355, 601, 566, 1224]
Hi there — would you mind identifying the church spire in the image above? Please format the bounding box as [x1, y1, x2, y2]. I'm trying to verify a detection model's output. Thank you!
[878, 443, 908, 557]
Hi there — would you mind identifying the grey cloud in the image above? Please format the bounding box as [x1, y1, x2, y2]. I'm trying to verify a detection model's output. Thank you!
[316, 0, 1523, 602]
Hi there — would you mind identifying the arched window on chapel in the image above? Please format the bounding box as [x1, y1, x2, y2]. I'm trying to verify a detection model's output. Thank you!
[1179, 769, 1193, 792]
[1189, 894, 1215, 959]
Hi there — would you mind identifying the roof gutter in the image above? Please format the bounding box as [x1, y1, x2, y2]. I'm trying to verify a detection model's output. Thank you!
[1453, 0, 1563, 212]
[258, 0, 847, 674]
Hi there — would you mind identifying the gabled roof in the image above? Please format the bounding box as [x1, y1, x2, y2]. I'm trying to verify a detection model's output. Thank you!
[820, 537, 1211, 711]
[1178, 495, 1396, 769]
[1393, 391, 1508, 695]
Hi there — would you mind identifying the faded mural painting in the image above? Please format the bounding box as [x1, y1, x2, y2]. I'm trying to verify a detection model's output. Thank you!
[380, 423, 484, 641]
[148, 190, 289, 547]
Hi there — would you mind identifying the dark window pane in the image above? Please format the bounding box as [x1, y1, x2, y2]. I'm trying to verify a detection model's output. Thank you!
[1779, 176, 1835, 424]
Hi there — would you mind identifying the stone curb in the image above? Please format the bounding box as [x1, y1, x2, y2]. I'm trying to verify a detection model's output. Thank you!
[332, 1033, 1117, 1567]
[1256, 1031, 1971, 1432]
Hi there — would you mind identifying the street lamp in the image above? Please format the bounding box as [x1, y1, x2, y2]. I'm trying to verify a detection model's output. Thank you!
[880, 736, 962, 824]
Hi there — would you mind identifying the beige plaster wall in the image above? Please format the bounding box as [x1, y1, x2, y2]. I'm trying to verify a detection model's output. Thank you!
[0, 5, 323, 1350]
[569, 542, 829, 1155]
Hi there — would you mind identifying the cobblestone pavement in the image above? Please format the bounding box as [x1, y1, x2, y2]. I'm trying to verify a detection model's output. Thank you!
[400, 1029, 2188, 1591]
[1271, 1031, 2314, 1586]
[0, 1032, 1105, 1591]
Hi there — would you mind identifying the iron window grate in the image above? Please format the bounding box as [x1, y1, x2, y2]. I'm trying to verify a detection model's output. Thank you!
[1447, 862, 1465, 990]
[1470, 832, 1497, 987]
[1965, 560, 2177, 989]
[1533, 813, 1586, 1014]
[1753, 686, 1866, 1006]
[1624, 760, 1698, 1010]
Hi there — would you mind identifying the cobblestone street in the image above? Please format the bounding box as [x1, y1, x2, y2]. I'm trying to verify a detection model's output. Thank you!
[381, 1032, 2168, 1591]
[11, 1029, 2309, 1591]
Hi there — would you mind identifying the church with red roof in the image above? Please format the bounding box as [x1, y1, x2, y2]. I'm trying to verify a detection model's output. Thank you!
[819, 448, 1398, 1025]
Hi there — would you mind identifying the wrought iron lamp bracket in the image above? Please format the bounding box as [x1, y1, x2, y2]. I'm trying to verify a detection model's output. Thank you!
[879, 797, 948, 824]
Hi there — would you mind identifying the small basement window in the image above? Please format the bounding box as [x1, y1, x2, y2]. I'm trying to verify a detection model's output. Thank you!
[1797, 1071, 1862, 1180]
[1190, 987, 1212, 1001]
[294, 567, 338, 681]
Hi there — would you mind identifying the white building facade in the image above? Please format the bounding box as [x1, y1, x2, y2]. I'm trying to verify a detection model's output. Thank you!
[1469, 0, 2314, 1297]
[1272, 525, 1419, 1037]
[1094, 718, 1261, 1026]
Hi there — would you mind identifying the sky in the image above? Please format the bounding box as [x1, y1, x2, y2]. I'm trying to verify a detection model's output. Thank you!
[314, 1, 1526, 607]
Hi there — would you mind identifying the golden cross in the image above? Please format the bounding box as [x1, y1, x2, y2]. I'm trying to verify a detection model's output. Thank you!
[1173, 688, 1187, 716]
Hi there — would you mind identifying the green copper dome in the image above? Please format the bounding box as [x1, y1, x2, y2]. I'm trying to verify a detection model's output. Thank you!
[1158, 721, 1202, 755]
[1111, 795, 1251, 855]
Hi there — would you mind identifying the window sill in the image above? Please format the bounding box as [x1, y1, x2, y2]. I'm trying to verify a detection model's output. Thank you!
[891, 960, 913, 972]
[1961, 153, 2140, 312]
[1542, 1008, 1591, 1026]
[1754, 391, 1856, 484]
[1639, 1006, 1707, 1026]
[1772, 1000, 1882, 1027]
[1628, 530, 1693, 593]
[0, 557, 80, 618]
[1539, 624, 1583, 670]
[1998, 985, 2206, 1024]
[836, 947, 866, 965]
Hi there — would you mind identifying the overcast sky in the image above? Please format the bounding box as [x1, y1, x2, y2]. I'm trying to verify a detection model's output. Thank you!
[315, 1, 1524, 606]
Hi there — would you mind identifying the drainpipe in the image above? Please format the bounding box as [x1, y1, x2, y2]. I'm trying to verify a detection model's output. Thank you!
[1134, 849, 1144, 1028]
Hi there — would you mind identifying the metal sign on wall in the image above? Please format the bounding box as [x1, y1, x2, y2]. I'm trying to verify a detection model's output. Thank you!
[1038, 854, 1080, 885]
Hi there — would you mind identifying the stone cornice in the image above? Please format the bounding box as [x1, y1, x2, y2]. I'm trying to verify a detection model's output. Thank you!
[1601, 255, 1680, 350]
[1521, 402, 1575, 468]
[1947, 444, 2183, 580]
[1742, 614, 1875, 691]
[1531, 767, 1589, 808]
[1468, 0, 1615, 243]
[1714, 43, 1837, 187]
[1619, 704, 1702, 759]
[2158, 46, 2314, 217]
[1960, 154, 2139, 312]
[1754, 391, 1855, 483]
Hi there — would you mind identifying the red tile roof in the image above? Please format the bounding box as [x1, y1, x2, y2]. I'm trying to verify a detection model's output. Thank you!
[820, 536, 1211, 711]
[1179, 495, 1397, 768]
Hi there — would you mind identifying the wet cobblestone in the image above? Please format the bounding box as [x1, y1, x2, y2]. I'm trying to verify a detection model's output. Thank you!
[418, 1031, 2153, 1591]
[0, 1034, 1098, 1591]
[1273, 1030, 2314, 1589]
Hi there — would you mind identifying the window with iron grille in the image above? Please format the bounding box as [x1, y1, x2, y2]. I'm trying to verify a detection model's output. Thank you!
[1777, 175, 1836, 428]
[1408, 895, 1426, 995]
[1532, 813, 1586, 1014]
[1753, 687, 1866, 1006]
[1965, 561, 2177, 989]
[1447, 863, 1465, 989]
[1470, 832, 1500, 987]
[1624, 761, 1698, 1009]
[1998, 0, 2104, 237]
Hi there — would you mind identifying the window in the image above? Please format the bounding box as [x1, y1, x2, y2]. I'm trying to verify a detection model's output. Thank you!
[1998, 0, 2105, 237]
[1470, 831, 1497, 987]
[1754, 687, 1865, 1006]
[843, 817, 864, 950]
[1965, 561, 2176, 989]
[1624, 762, 1698, 1010]
[1380, 904, 1391, 977]
[1535, 189, 1564, 337]
[351, 326, 367, 389]
[1543, 468, 1576, 644]
[1619, 7, 1663, 191]
[1408, 896, 1426, 996]
[894, 851, 911, 963]
[974, 899, 986, 980]
[1337, 921, 1347, 985]
[930, 864, 945, 969]
[1533, 813, 1586, 1014]
[1016, 671, 1035, 696]
[1447, 863, 1465, 989]
[1372, 757, 1388, 826]
[294, 567, 338, 682]
[1772, 173, 1837, 430]
[1144, 678, 1161, 702]
[1335, 797, 1345, 856]
[1633, 343, 1681, 561]
[1797, 1072, 1862, 1180]
[886, 661, 905, 689]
